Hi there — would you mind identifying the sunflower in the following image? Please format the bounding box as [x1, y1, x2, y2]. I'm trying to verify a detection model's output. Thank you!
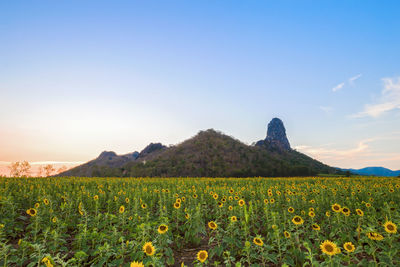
[185, 213, 190, 219]
[284, 231, 291, 238]
[341, 207, 350, 216]
[288, 207, 294, 213]
[320, 240, 339, 256]
[228, 205, 233, 211]
[383, 221, 397, 234]
[34, 203, 40, 209]
[356, 209, 364, 216]
[130, 261, 144, 267]
[292, 215, 304, 225]
[312, 223, 320, 231]
[325, 211, 331, 217]
[367, 232, 384, 241]
[331, 203, 341, 213]
[174, 202, 181, 209]
[218, 202, 223, 207]
[125, 197, 130, 203]
[231, 216, 237, 222]
[192, 194, 198, 199]
[197, 250, 208, 263]
[43, 199, 49, 205]
[52, 217, 57, 223]
[365, 202, 371, 208]
[264, 199, 269, 204]
[270, 198, 275, 204]
[119, 205, 125, 214]
[343, 242, 355, 253]
[238, 199, 245, 206]
[143, 242, 156, 256]
[253, 237, 264, 246]
[213, 193, 219, 200]
[141, 203, 147, 209]
[26, 208, 37, 217]
[208, 221, 217, 230]
[158, 224, 168, 234]
[308, 211, 315, 218]
[93, 195, 99, 201]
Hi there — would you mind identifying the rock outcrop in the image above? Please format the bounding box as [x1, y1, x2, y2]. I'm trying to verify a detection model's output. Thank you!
[255, 118, 291, 151]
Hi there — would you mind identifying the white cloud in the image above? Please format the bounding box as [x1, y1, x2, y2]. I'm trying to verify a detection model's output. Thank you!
[319, 106, 333, 114]
[332, 73, 362, 92]
[294, 139, 373, 161]
[332, 82, 345, 92]
[352, 77, 400, 118]
[349, 74, 362, 85]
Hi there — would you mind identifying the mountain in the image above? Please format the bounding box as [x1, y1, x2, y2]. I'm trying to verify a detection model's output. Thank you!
[58, 118, 342, 177]
[345, 167, 400, 177]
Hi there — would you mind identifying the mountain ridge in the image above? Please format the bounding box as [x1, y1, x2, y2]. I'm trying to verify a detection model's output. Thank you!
[343, 167, 400, 177]
[59, 118, 342, 177]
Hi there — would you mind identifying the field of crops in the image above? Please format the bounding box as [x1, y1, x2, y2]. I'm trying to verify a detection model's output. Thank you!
[0, 177, 399, 266]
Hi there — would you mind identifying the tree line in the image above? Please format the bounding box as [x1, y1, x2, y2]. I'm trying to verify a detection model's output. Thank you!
[5, 161, 67, 177]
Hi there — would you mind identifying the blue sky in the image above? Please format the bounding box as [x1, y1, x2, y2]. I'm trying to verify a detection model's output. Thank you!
[1, 1, 400, 172]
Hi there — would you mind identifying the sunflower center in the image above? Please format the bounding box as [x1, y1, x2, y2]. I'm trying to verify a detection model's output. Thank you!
[146, 246, 152, 254]
[295, 217, 300, 222]
[387, 224, 394, 230]
[325, 244, 334, 252]
[160, 226, 166, 231]
[199, 252, 206, 259]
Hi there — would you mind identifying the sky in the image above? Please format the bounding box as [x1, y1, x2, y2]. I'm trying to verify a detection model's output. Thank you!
[1, 0, 400, 175]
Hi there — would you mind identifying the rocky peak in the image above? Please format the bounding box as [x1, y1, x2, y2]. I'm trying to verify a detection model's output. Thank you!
[255, 118, 291, 151]
[266, 118, 291, 150]
[139, 143, 166, 157]
[97, 151, 118, 160]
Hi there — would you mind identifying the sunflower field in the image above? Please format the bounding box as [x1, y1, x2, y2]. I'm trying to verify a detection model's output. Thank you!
[0, 177, 399, 266]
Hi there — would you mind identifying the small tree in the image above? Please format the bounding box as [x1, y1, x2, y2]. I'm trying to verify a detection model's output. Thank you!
[8, 161, 31, 177]
[44, 164, 55, 177]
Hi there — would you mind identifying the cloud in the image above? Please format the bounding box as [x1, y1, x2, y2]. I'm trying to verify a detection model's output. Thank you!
[294, 139, 373, 161]
[332, 73, 362, 92]
[349, 74, 362, 85]
[319, 106, 333, 114]
[332, 82, 345, 92]
[352, 77, 400, 118]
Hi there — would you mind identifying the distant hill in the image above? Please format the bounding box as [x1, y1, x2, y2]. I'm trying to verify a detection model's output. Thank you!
[345, 167, 400, 177]
[59, 118, 342, 177]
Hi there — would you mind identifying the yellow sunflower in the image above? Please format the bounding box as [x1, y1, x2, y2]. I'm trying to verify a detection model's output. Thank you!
[231, 216, 237, 222]
[143, 242, 156, 256]
[288, 207, 294, 213]
[320, 240, 339, 256]
[308, 211, 315, 218]
[158, 224, 168, 234]
[253, 237, 264, 246]
[130, 261, 144, 267]
[331, 203, 341, 213]
[26, 208, 37, 217]
[238, 199, 245, 206]
[174, 202, 181, 209]
[383, 221, 397, 234]
[119, 205, 125, 214]
[208, 221, 218, 230]
[284, 231, 291, 238]
[197, 250, 208, 263]
[312, 223, 320, 231]
[292, 215, 304, 225]
[343, 242, 355, 253]
[356, 209, 364, 216]
[367, 232, 384, 241]
[341, 207, 350, 216]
